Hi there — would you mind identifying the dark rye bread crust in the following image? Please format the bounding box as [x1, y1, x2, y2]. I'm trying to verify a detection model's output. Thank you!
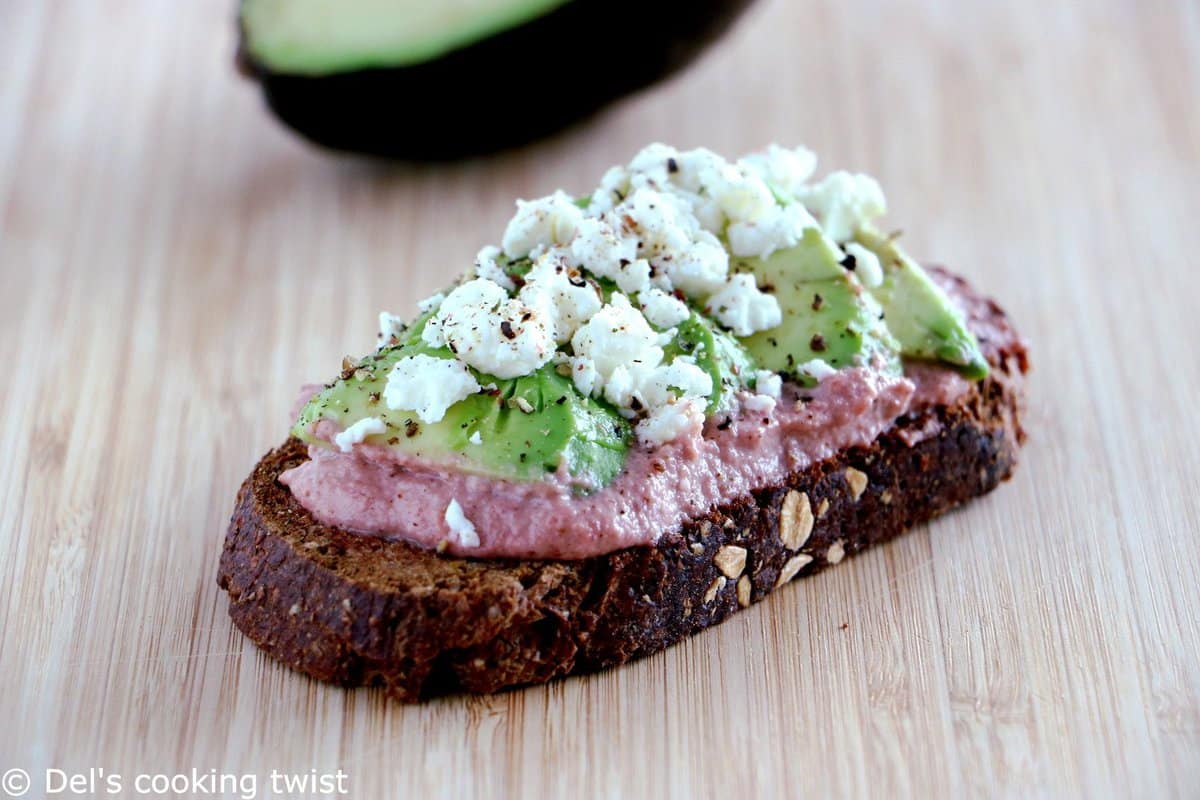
[217, 269, 1028, 702]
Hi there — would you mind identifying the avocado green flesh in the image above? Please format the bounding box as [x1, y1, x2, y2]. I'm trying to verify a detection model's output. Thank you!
[664, 313, 756, 413]
[293, 317, 630, 488]
[853, 228, 989, 380]
[242, 0, 572, 75]
[739, 229, 899, 381]
[294, 223, 984, 489]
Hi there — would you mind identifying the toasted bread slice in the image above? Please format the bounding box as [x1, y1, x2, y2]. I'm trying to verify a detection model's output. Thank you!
[217, 268, 1027, 701]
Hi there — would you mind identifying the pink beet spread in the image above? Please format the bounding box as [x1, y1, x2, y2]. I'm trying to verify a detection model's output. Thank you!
[279, 361, 971, 560]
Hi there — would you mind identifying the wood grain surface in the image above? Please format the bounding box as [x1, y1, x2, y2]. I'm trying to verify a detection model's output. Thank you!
[2, 1, 1198, 797]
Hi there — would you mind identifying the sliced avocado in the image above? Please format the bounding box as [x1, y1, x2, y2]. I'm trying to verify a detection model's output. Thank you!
[853, 227, 988, 379]
[238, 0, 756, 158]
[739, 229, 900, 381]
[242, 0, 572, 75]
[294, 318, 630, 489]
[663, 312, 756, 412]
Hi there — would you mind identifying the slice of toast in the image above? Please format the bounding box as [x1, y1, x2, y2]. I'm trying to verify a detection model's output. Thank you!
[217, 268, 1028, 702]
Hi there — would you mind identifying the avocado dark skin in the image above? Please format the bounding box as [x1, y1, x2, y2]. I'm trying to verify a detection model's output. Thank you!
[238, 0, 757, 160]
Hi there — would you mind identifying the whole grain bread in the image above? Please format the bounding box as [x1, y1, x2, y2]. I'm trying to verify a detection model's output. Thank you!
[217, 268, 1028, 702]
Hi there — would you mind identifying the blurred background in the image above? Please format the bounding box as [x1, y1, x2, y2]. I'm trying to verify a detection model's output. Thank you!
[1, 1, 1197, 798]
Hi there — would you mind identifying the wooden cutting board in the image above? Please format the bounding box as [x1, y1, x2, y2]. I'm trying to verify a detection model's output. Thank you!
[2, 1, 1197, 797]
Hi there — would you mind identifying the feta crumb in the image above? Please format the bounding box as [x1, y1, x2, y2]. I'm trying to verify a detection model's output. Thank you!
[726, 202, 819, 259]
[843, 242, 884, 289]
[742, 393, 776, 413]
[570, 293, 663, 385]
[468, 431, 482, 445]
[383, 354, 481, 424]
[378, 311, 406, 344]
[434, 278, 556, 378]
[417, 292, 445, 314]
[602, 358, 713, 415]
[754, 370, 782, 398]
[797, 358, 838, 382]
[588, 165, 631, 215]
[473, 245, 515, 291]
[519, 252, 603, 344]
[568, 217, 638, 287]
[796, 171, 886, 242]
[738, 144, 818, 196]
[636, 398, 705, 445]
[444, 499, 480, 548]
[699, 160, 777, 224]
[333, 416, 387, 452]
[628, 142, 681, 184]
[619, 186, 697, 259]
[501, 191, 584, 258]
[569, 355, 599, 397]
[704, 273, 782, 336]
[637, 287, 691, 329]
[670, 147, 725, 194]
[665, 230, 730, 296]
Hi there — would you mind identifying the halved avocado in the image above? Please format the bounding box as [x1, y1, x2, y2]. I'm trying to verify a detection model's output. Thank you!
[238, 0, 757, 158]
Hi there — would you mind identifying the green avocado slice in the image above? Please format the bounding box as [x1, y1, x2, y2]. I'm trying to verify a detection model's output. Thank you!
[738, 228, 900, 382]
[293, 316, 630, 489]
[663, 312, 756, 413]
[242, 0, 572, 75]
[853, 227, 989, 379]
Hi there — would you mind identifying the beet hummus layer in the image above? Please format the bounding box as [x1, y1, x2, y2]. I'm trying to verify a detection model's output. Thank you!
[278, 362, 970, 559]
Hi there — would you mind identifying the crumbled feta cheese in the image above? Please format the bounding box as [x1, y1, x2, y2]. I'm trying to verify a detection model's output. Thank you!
[444, 499, 480, 548]
[738, 144, 818, 196]
[602, 358, 713, 415]
[568, 217, 640, 288]
[637, 287, 691, 329]
[378, 311, 406, 344]
[434, 278, 555, 378]
[664, 230, 729, 296]
[468, 431, 482, 445]
[569, 355, 599, 397]
[704, 273, 782, 336]
[501, 191, 584, 258]
[741, 393, 776, 413]
[518, 252, 603, 344]
[570, 293, 663, 384]
[383, 354, 481, 424]
[699, 160, 778, 224]
[588, 165, 631, 215]
[670, 147, 725, 194]
[628, 142, 680, 185]
[417, 292, 445, 314]
[754, 370, 782, 398]
[636, 398, 705, 445]
[619, 186, 697, 257]
[796, 171, 886, 242]
[420, 323, 446, 349]
[843, 242, 884, 289]
[361, 143, 895, 447]
[473, 245, 515, 291]
[797, 358, 838, 382]
[333, 416, 387, 452]
[726, 202, 820, 259]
